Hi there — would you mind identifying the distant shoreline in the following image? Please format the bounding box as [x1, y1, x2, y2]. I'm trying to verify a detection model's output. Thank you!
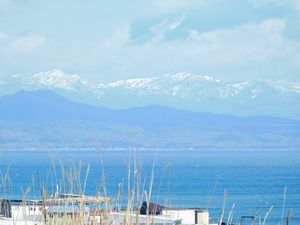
[1, 147, 299, 153]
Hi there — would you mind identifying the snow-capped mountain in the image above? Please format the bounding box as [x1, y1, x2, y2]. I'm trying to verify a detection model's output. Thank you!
[31, 70, 86, 90]
[1, 70, 299, 118]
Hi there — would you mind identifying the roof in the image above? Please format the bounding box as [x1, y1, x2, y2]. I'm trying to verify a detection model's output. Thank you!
[108, 212, 181, 225]
[1, 194, 111, 206]
[162, 207, 208, 212]
[1, 199, 43, 206]
[47, 206, 89, 214]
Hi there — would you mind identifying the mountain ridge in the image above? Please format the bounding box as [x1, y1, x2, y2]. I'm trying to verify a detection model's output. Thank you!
[0, 90, 299, 150]
[1, 70, 299, 119]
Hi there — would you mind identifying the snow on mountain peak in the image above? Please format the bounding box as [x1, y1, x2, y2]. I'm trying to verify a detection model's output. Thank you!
[101, 73, 220, 91]
[1, 69, 300, 119]
[167, 72, 220, 83]
[230, 81, 250, 90]
[4, 69, 300, 105]
[105, 77, 155, 89]
[267, 80, 300, 93]
[31, 70, 83, 90]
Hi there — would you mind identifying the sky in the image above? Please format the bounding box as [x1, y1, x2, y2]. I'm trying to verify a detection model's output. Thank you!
[0, 0, 300, 82]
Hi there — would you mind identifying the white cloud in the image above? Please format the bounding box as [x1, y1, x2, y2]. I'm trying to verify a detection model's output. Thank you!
[90, 18, 299, 81]
[0, 32, 8, 40]
[187, 19, 290, 63]
[29, 18, 299, 82]
[291, 0, 300, 12]
[249, 0, 300, 13]
[0, 33, 47, 52]
[261, 18, 286, 33]
[0, 4, 299, 82]
[11, 34, 46, 51]
[149, 0, 209, 16]
[102, 24, 131, 49]
[150, 16, 185, 42]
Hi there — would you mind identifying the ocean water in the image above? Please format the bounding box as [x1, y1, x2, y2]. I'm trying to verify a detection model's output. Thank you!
[0, 150, 299, 224]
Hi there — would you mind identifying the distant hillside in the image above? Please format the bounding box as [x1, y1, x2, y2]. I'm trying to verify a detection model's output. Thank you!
[1, 70, 300, 119]
[0, 90, 299, 150]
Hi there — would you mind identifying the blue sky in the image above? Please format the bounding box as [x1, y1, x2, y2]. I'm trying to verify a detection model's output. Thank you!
[0, 0, 299, 82]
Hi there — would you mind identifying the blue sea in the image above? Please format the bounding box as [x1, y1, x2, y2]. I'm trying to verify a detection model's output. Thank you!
[0, 150, 299, 224]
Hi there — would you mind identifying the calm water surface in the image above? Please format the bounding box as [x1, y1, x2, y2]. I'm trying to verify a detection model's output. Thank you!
[0, 150, 299, 224]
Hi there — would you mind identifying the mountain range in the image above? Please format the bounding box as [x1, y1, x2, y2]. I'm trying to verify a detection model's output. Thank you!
[0, 90, 299, 150]
[1, 70, 299, 119]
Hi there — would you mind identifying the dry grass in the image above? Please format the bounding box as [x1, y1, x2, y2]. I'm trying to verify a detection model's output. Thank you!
[0, 148, 159, 225]
[0, 151, 294, 225]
